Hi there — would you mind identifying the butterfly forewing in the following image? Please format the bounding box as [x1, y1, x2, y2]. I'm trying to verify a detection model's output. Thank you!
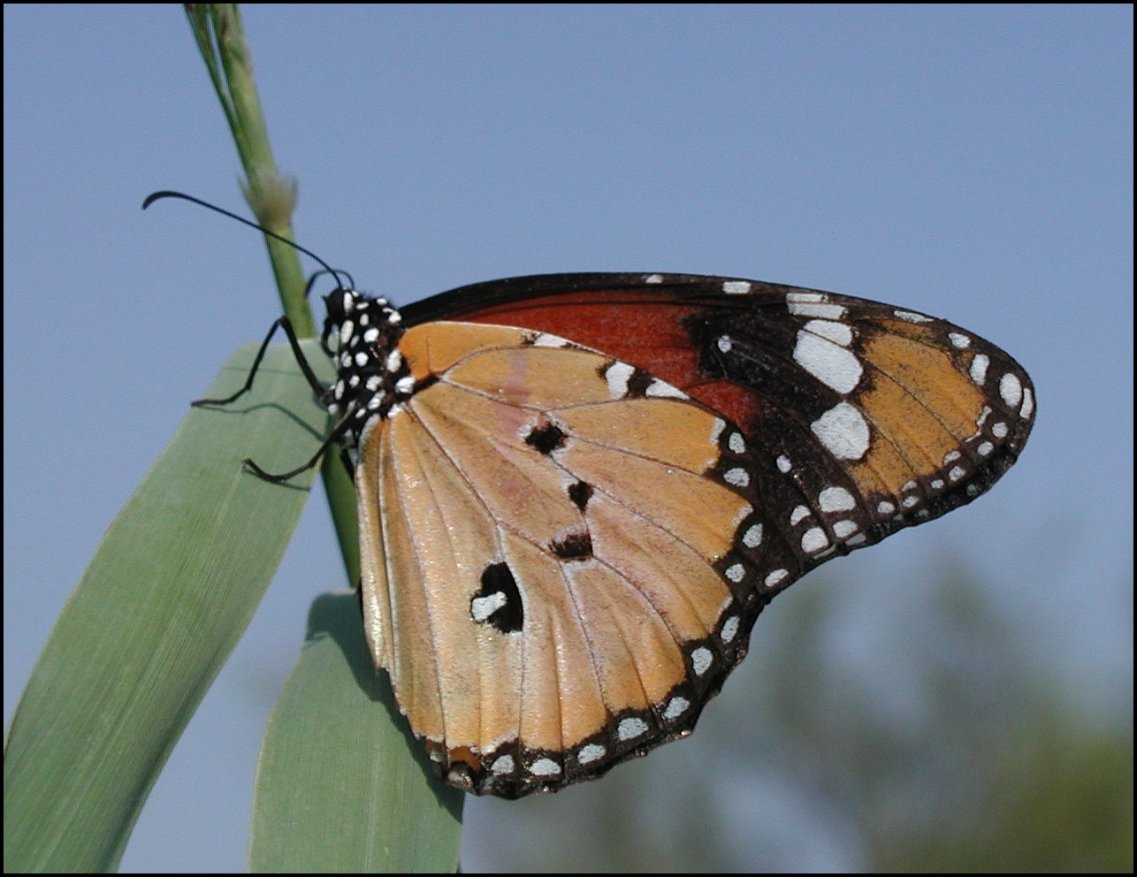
[404, 275, 1035, 587]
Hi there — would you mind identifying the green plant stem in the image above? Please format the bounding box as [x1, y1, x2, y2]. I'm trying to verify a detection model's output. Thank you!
[185, 3, 359, 583]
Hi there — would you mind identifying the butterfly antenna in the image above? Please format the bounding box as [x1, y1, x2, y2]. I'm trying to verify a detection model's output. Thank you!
[142, 190, 352, 293]
[305, 268, 356, 297]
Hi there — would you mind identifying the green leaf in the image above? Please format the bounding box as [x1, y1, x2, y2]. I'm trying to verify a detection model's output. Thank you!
[250, 593, 464, 872]
[4, 341, 332, 872]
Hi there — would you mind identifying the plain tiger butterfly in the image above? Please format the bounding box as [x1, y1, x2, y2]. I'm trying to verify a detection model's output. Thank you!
[147, 192, 1035, 799]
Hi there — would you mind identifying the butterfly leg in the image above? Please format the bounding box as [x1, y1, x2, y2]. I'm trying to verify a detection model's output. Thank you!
[192, 315, 327, 407]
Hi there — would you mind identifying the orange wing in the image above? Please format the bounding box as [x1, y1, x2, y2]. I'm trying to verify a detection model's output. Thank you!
[356, 322, 768, 797]
[404, 275, 1035, 581]
[308, 273, 1034, 798]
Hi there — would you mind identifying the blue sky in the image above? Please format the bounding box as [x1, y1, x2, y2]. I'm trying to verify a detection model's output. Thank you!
[4, 5, 1132, 871]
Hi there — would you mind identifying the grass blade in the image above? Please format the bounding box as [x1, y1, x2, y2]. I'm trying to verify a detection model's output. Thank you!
[4, 341, 331, 872]
[250, 592, 464, 872]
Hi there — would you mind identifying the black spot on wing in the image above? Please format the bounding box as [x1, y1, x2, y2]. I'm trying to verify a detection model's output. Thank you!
[568, 480, 593, 511]
[471, 562, 524, 633]
[550, 528, 593, 560]
[626, 367, 654, 397]
[525, 422, 567, 455]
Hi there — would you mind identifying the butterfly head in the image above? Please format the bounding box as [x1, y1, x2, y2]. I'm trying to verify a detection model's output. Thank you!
[320, 288, 414, 448]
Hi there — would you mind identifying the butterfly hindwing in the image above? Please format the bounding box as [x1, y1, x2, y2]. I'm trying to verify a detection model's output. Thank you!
[356, 321, 771, 796]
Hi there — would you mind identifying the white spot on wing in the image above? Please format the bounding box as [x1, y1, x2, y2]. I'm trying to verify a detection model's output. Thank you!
[787, 291, 846, 320]
[618, 717, 649, 741]
[531, 758, 561, 776]
[646, 379, 687, 399]
[724, 468, 750, 488]
[605, 362, 634, 398]
[578, 743, 606, 764]
[811, 402, 870, 460]
[471, 592, 507, 621]
[801, 527, 829, 553]
[722, 280, 752, 294]
[1000, 372, 1023, 409]
[691, 647, 712, 675]
[534, 332, 569, 348]
[764, 569, 789, 588]
[970, 354, 990, 386]
[794, 329, 863, 394]
[804, 319, 854, 346]
[819, 486, 856, 512]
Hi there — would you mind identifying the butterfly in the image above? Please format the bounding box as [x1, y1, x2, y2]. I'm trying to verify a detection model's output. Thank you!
[288, 271, 1034, 798]
[152, 197, 1034, 799]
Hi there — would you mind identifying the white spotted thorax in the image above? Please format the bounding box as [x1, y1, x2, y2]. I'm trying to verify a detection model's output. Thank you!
[320, 288, 409, 449]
